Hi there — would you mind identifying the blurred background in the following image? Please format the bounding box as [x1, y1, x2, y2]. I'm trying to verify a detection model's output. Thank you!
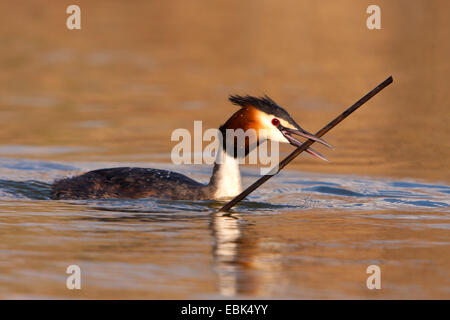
[0, 0, 448, 182]
[0, 0, 449, 300]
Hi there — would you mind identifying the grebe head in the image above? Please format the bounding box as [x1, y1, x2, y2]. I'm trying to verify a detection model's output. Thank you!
[225, 95, 332, 160]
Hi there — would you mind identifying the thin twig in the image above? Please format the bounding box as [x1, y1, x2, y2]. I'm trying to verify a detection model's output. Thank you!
[218, 76, 393, 212]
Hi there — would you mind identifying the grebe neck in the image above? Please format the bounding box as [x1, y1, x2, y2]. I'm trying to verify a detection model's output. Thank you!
[208, 148, 242, 200]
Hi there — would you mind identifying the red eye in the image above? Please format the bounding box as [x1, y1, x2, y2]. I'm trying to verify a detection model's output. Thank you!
[271, 118, 280, 126]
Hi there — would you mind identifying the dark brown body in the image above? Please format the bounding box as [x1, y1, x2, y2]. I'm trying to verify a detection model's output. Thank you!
[51, 167, 213, 200]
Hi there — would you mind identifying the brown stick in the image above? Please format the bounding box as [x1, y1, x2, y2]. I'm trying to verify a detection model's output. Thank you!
[218, 76, 393, 212]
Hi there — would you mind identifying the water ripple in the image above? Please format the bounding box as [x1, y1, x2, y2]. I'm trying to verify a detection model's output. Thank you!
[0, 158, 449, 213]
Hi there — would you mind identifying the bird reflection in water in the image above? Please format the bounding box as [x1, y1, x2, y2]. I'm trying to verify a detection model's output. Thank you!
[210, 212, 242, 296]
[210, 211, 284, 297]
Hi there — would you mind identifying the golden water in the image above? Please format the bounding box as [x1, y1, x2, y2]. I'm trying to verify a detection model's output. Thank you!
[0, 1, 449, 299]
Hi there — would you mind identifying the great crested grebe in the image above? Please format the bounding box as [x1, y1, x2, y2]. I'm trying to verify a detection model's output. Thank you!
[51, 95, 332, 200]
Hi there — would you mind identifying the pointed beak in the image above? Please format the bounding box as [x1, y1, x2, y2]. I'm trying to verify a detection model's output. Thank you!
[277, 124, 333, 161]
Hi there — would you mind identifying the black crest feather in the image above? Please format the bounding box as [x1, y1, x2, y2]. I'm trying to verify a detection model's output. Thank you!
[228, 94, 302, 130]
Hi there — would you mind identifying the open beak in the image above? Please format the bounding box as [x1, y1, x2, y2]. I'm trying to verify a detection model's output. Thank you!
[278, 125, 333, 161]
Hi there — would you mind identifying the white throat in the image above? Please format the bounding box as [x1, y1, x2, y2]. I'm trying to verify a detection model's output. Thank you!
[209, 148, 242, 200]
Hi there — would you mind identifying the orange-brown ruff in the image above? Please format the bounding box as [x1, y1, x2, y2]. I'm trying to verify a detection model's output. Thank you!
[52, 95, 331, 200]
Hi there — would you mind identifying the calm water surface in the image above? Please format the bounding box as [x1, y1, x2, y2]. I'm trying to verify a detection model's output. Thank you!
[0, 1, 449, 299]
[0, 155, 449, 299]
